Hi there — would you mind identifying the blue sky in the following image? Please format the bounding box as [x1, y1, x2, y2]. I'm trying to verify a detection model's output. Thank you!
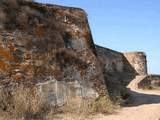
[36, 0, 160, 74]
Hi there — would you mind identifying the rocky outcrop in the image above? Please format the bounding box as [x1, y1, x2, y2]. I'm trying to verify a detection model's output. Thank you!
[0, 0, 107, 106]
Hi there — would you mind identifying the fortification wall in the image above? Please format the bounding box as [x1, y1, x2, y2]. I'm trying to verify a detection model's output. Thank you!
[96, 46, 148, 98]
[138, 75, 160, 89]
[0, 0, 149, 107]
[123, 52, 148, 75]
[96, 46, 148, 79]
[0, 0, 107, 106]
[96, 45, 124, 73]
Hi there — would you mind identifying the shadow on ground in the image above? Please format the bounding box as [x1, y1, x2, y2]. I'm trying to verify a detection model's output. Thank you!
[125, 89, 160, 107]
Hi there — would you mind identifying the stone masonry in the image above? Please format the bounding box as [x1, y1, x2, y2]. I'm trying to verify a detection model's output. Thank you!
[0, 0, 149, 106]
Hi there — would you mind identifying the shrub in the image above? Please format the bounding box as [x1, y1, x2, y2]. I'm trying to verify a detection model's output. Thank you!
[88, 97, 117, 114]
[57, 96, 117, 115]
[0, 83, 118, 120]
[0, 84, 51, 120]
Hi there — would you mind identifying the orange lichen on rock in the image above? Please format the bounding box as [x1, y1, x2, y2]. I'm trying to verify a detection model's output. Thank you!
[20, 64, 35, 74]
[0, 61, 9, 71]
[13, 73, 23, 81]
[0, 47, 14, 61]
[8, 42, 17, 52]
[52, 67, 62, 80]
[35, 24, 45, 38]
[0, 1, 109, 108]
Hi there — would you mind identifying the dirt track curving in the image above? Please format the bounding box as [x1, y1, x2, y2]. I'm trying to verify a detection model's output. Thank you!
[92, 76, 160, 120]
[56, 76, 160, 120]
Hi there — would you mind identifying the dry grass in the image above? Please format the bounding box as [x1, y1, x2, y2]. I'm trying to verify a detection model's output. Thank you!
[0, 83, 118, 120]
[45, 96, 118, 120]
[0, 84, 52, 120]
[57, 96, 118, 115]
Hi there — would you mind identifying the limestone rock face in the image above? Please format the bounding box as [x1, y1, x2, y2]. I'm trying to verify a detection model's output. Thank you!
[0, 1, 107, 105]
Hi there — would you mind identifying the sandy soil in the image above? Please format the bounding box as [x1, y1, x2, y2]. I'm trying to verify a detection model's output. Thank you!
[92, 76, 160, 120]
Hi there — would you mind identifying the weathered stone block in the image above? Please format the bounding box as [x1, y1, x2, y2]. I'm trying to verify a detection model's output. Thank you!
[36, 77, 99, 106]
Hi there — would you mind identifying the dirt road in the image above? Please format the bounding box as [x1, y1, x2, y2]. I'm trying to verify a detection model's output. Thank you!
[57, 76, 160, 120]
[92, 76, 160, 120]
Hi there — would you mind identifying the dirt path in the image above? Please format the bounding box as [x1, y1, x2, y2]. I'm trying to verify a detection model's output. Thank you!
[57, 76, 160, 120]
[92, 76, 160, 120]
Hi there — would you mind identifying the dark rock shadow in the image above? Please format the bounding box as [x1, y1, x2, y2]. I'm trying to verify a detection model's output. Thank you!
[125, 89, 160, 107]
[138, 75, 160, 90]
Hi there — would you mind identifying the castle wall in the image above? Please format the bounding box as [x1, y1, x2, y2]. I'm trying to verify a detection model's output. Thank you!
[96, 46, 148, 77]
[123, 52, 148, 75]
[138, 75, 160, 89]
[96, 45, 124, 73]
[0, 1, 108, 106]
[0, 0, 149, 107]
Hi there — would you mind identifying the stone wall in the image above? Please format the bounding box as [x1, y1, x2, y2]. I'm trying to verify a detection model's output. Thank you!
[96, 45, 148, 76]
[138, 75, 160, 89]
[0, 0, 107, 106]
[0, 0, 149, 107]
[96, 45, 124, 73]
[123, 52, 148, 75]
[36, 77, 99, 106]
[95, 46, 149, 101]
[96, 45, 148, 88]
